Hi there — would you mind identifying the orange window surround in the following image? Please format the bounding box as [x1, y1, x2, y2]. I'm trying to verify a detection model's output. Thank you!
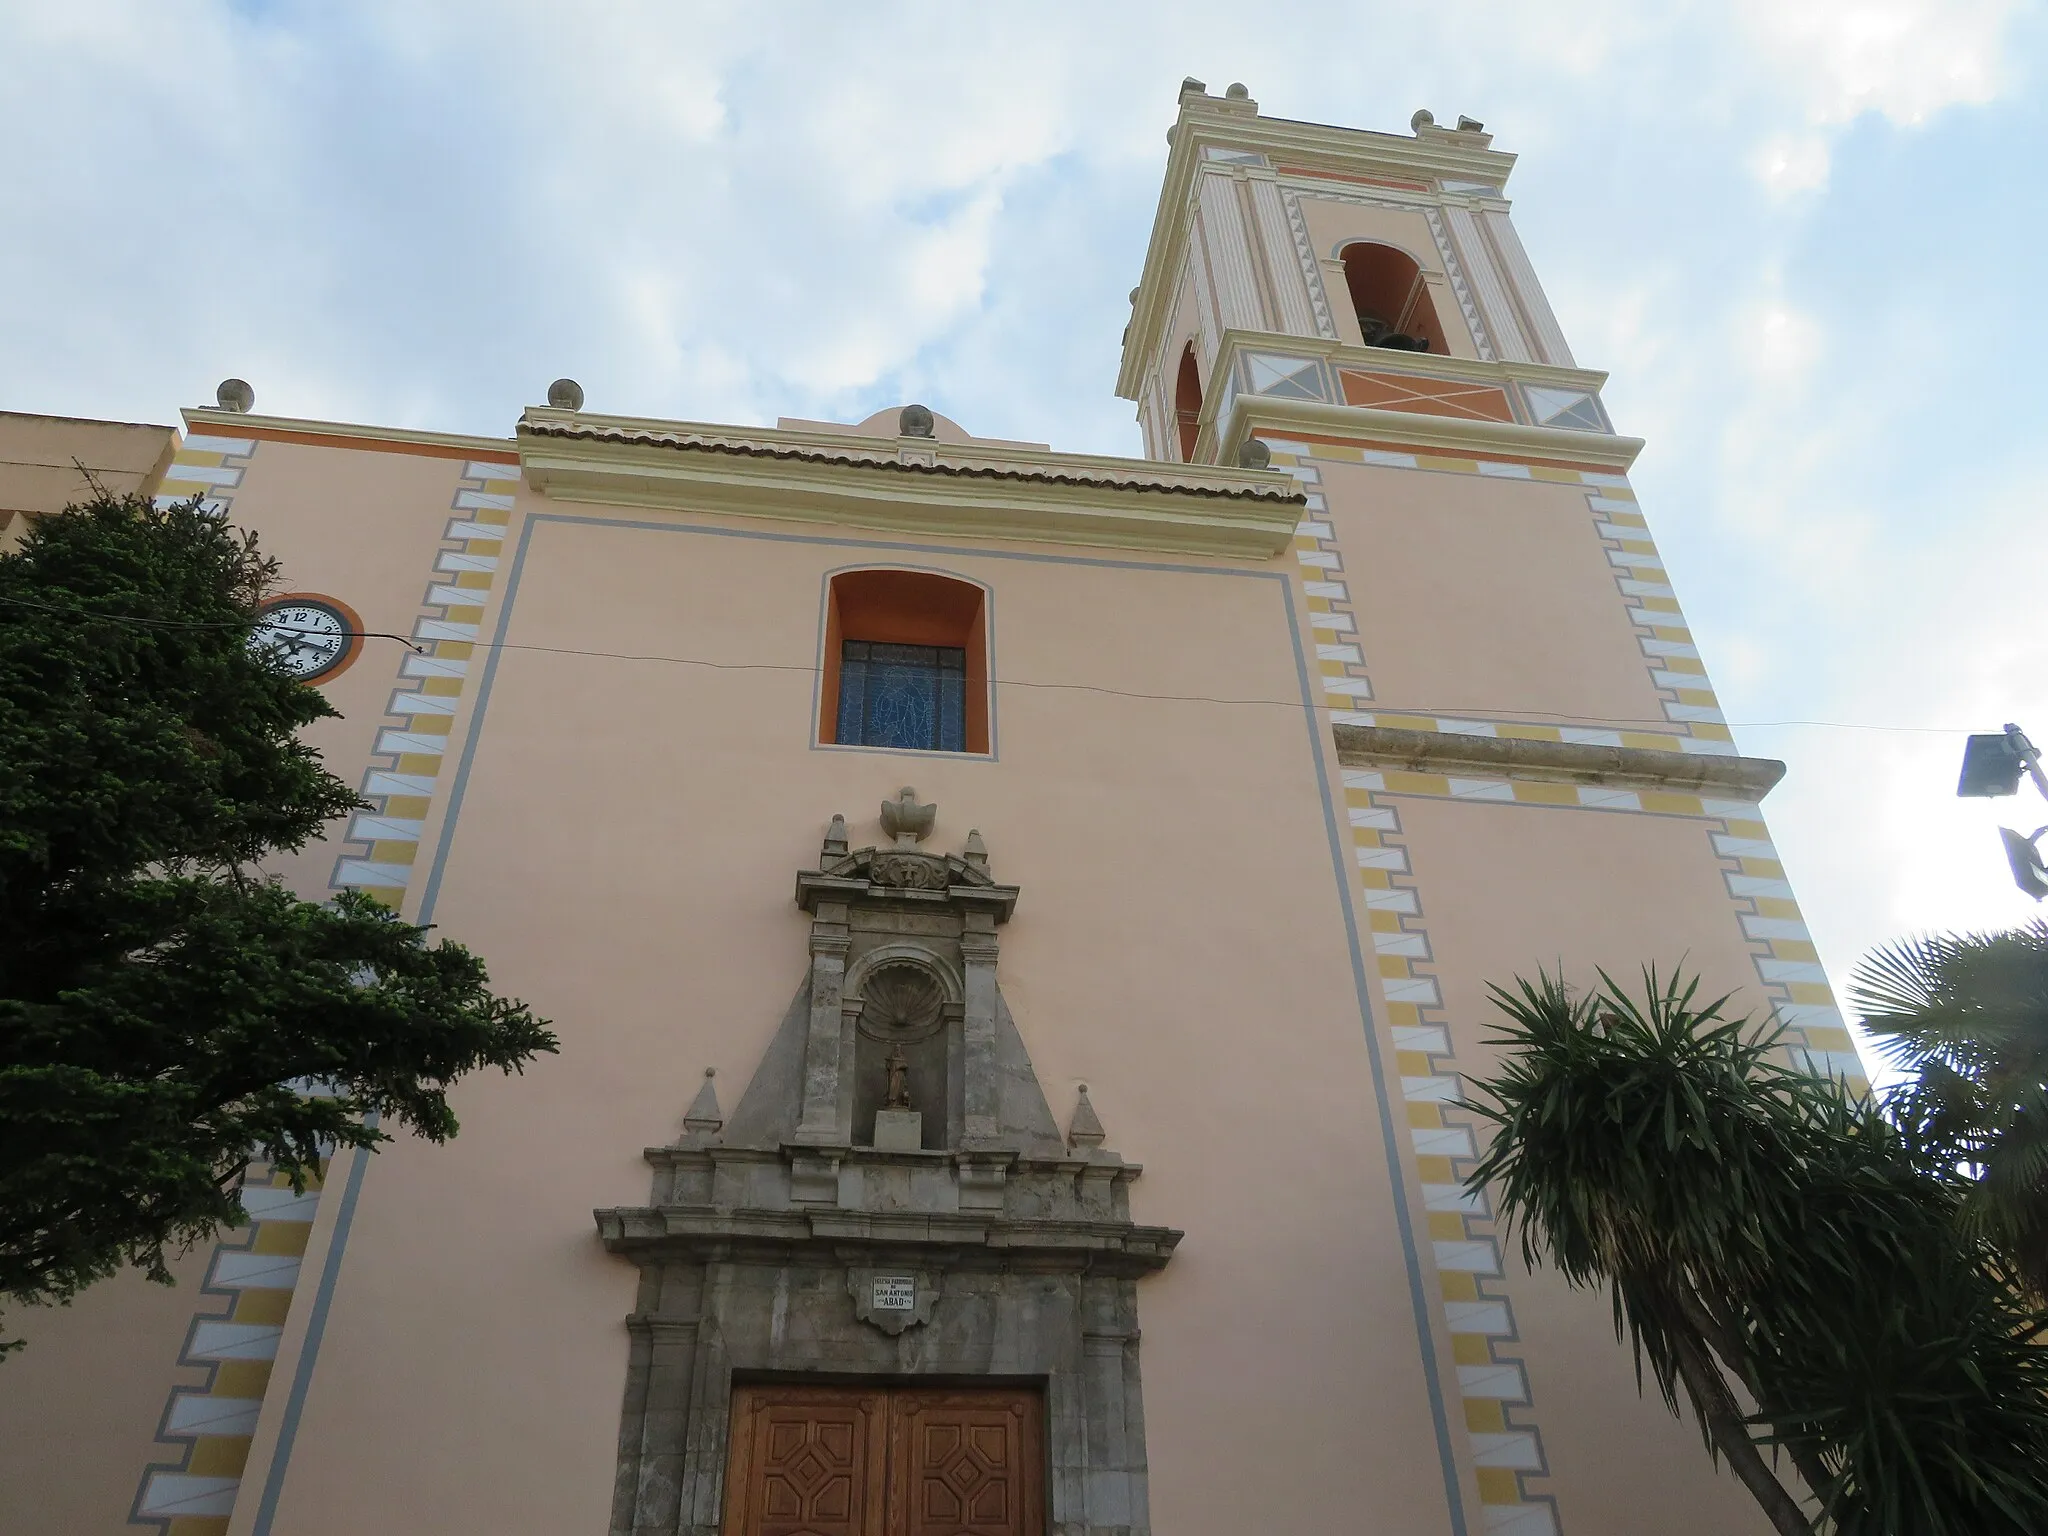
[819, 569, 990, 754]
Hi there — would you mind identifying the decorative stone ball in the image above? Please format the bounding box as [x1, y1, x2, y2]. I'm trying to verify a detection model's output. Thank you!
[898, 403, 935, 438]
[215, 378, 254, 413]
[547, 378, 585, 411]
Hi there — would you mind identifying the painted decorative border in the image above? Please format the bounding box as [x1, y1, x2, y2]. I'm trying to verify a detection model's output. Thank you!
[328, 460, 516, 903]
[1346, 762, 1867, 1078]
[1279, 184, 1497, 362]
[154, 433, 256, 517]
[1265, 435, 1732, 754]
[1264, 426, 1869, 1531]
[1275, 446, 1560, 1533]
[127, 1162, 323, 1536]
[128, 454, 515, 1531]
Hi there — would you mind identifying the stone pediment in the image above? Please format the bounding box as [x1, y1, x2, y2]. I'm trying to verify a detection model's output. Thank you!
[797, 845, 1018, 919]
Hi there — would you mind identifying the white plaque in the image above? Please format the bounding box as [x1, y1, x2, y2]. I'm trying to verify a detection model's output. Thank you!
[871, 1275, 916, 1312]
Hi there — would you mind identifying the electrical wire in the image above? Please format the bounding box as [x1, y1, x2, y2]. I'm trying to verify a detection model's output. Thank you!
[0, 591, 423, 649]
[0, 590, 1994, 737]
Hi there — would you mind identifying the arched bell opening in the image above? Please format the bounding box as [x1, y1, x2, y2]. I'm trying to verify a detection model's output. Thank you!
[1340, 241, 1446, 354]
[1173, 341, 1203, 461]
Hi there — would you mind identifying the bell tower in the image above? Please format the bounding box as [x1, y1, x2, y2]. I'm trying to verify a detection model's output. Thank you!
[1114, 80, 1865, 1536]
[1120, 79, 1599, 466]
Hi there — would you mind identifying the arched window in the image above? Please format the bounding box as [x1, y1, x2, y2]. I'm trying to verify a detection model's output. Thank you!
[1173, 342, 1203, 462]
[819, 569, 990, 754]
[1340, 242, 1446, 354]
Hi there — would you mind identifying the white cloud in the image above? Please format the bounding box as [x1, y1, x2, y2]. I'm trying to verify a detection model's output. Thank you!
[1736, 0, 2022, 125]
[1732, 0, 2023, 192]
[1750, 131, 1833, 197]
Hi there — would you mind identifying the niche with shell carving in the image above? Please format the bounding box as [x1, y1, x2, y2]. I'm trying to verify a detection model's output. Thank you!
[849, 956, 961, 1150]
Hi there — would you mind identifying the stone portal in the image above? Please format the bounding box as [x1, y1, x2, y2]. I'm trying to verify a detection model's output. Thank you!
[596, 794, 1179, 1536]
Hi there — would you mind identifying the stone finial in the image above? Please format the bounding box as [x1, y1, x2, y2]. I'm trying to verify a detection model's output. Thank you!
[1410, 108, 1435, 131]
[215, 378, 254, 413]
[963, 828, 989, 870]
[1067, 1084, 1105, 1149]
[1457, 115, 1485, 133]
[682, 1068, 723, 1136]
[880, 786, 936, 847]
[1180, 76, 1206, 96]
[823, 813, 850, 860]
[1237, 438, 1272, 470]
[1224, 82, 1249, 100]
[898, 403, 935, 438]
[547, 377, 585, 410]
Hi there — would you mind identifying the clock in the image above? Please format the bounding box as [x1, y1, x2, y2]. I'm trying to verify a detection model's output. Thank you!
[251, 595, 362, 682]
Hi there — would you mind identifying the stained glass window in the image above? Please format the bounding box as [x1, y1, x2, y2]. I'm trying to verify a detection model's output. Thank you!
[836, 641, 968, 752]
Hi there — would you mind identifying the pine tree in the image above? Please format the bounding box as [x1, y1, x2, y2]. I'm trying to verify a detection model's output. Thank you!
[0, 492, 555, 1354]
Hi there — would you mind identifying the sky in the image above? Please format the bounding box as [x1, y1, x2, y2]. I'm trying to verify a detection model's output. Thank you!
[5, 0, 2046, 1069]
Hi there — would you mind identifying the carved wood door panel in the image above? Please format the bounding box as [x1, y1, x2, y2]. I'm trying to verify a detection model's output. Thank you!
[888, 1389, 1042, 1536]
[725, 1386, 889, 1536]
[725, 1385, 1041, 1536]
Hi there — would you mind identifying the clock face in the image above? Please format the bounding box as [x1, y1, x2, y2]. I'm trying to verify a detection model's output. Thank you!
[253, 598, 355, 680]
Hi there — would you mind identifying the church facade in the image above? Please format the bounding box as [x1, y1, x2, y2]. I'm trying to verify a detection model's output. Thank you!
[1, 83, 1859, 1536]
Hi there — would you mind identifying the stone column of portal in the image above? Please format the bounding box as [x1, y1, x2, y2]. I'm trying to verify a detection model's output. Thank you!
[793, 899, 851, 1143]
[959, 915, 1001, 1145]
[1080, 1279, 1145, 1533]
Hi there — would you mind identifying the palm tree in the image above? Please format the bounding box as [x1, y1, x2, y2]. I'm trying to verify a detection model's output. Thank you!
[1463, 966, 2048, 1535]
[1849, 920, 2048, 1299]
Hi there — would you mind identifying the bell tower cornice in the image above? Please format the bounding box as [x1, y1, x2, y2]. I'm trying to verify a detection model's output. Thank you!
[1197, 327, 1644, 472]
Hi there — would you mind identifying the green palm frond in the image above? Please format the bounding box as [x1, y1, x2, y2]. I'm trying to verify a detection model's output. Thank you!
[1850, 921, 2048, 1298]
[1466, 963, 2048, 1535]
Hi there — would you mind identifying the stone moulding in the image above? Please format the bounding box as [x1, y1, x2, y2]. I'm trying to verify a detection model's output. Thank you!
[597, 1150, 1181, 1278]
[518, 408, 1305, 559]
[1217, 389, 1646, 471]
[1334, 722, 1787, 798]
[180, 405, 516, 460]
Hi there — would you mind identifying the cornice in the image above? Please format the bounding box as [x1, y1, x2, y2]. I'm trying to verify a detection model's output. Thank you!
[1213, 328, 1611, 405]
[1117, 94, 1514, 400]
[518, 408, 1305, 558]
[1216, 390, 1644, 472]
[594, 1201, 1182, 1276]
[1334, 724, 1785, 799]
[178, 408, 517, 460]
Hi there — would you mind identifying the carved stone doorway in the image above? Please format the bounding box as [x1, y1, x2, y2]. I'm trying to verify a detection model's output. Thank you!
[724, 1382, 1044, 1536]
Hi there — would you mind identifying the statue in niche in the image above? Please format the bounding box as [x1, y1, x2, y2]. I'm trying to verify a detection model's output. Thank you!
[884, 1045, 912, 1111]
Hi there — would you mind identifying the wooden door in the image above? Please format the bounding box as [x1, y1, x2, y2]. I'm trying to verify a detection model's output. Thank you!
[724, 1384, 1041, 1536]
[888, 1389, 1042, 1536]
[725, 1385, 889, 1536]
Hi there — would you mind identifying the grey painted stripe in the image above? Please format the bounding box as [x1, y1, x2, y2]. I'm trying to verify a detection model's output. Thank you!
[1280, 580, 1470, 1534]
[246, 1130, 374, 1535]
[257, 511, 1467, 1532]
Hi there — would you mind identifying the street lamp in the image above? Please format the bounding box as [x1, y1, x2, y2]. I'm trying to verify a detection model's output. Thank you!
[1957, 723, 2048, 900]
[1999, 827, 2048, 901]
